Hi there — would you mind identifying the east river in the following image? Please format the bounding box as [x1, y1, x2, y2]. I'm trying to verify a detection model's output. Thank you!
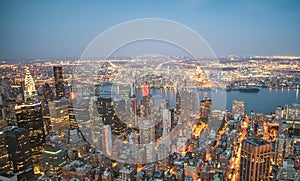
[136, 87, 300, 115]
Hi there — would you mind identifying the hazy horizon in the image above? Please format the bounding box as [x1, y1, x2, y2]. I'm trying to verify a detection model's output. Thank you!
[1, 0, 300, 61]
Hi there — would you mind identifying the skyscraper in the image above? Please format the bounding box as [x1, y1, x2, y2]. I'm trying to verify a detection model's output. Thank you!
[63, 98, 89, 159]
[157, 142, 169, 170]
[68, 104, 80, 130]
[129, 84, 138, 125]
[286, 103, 300, 128]
[200, 97, 212, 122]
[274, 133, 294, 166]
[140, 94, 152, 117]
[53, 66, 65, 100]
[102, 125, 112, 156]
[4, 127, 32, 173]
[95, 83, 127, 136]
[175, 91, 197, 125]
[175, 91, 181, 115]
[22, 68, 46, 158]
[232, 99, 245, 116]
[42, 82, 54, 103]
[0, 94, 6, 128]
[63, 101, 87, 143]
[15, 103, 46, 161]
[162, 108, 171, 141]
[40, 132, 66, 177]
[139, 119, 155, 144]
[49, 98, 69, 136]
[240, 138, 272, 181]
[0, 96, 18, 127]
[41, 86, 53, 136]
[0, 130, 10, 171]
[24, 67, 38, 102]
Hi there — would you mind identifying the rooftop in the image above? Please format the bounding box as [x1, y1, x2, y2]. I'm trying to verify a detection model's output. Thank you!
[120, 166, 135, 174]
[0, 171, 16, 178]
[243, 138, 270, 146]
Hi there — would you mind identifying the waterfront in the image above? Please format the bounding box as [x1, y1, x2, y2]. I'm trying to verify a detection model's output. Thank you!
[136, 88, 300, 115]
[225, 88, 299, 114]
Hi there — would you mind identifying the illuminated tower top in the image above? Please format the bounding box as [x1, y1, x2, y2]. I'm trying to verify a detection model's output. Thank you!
[142, 83, 149, 97]
[24, 67, 37, 102]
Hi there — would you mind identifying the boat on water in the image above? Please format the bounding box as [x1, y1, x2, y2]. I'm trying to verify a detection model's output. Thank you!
[238, 87, 260, 93]
[226, 86, 260, 93]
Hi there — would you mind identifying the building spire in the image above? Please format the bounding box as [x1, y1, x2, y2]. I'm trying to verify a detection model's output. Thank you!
[130, 83, 135, 97]
[24, 67, 37, 102]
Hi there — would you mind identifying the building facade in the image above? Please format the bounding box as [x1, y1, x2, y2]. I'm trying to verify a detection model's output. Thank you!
[15, 103, 46, 162]
[53, 66, 65, 100]
[239, 138, 272, 181]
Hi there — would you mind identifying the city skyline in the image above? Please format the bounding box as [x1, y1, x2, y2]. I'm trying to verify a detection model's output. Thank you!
[1, 1, 300, 180]
[0, 56, 300, 180]
[1, 0, 300, 60]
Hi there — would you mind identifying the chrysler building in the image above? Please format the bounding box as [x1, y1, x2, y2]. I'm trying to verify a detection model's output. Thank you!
[24, 67, 37, 102]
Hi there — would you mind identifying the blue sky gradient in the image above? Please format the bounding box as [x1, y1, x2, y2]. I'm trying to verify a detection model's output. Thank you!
[0, 0, 300, 60]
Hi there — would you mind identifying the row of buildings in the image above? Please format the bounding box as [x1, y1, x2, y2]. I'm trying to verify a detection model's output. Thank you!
[0, 61, 300, 181]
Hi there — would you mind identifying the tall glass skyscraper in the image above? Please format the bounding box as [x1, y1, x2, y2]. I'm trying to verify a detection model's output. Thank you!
[53, 66, 65, 100]
[4, 127, 33, 174]
[15, 103, 46, 162]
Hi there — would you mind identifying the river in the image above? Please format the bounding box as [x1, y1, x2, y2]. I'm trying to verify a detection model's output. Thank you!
[136, 87, 300, 115]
